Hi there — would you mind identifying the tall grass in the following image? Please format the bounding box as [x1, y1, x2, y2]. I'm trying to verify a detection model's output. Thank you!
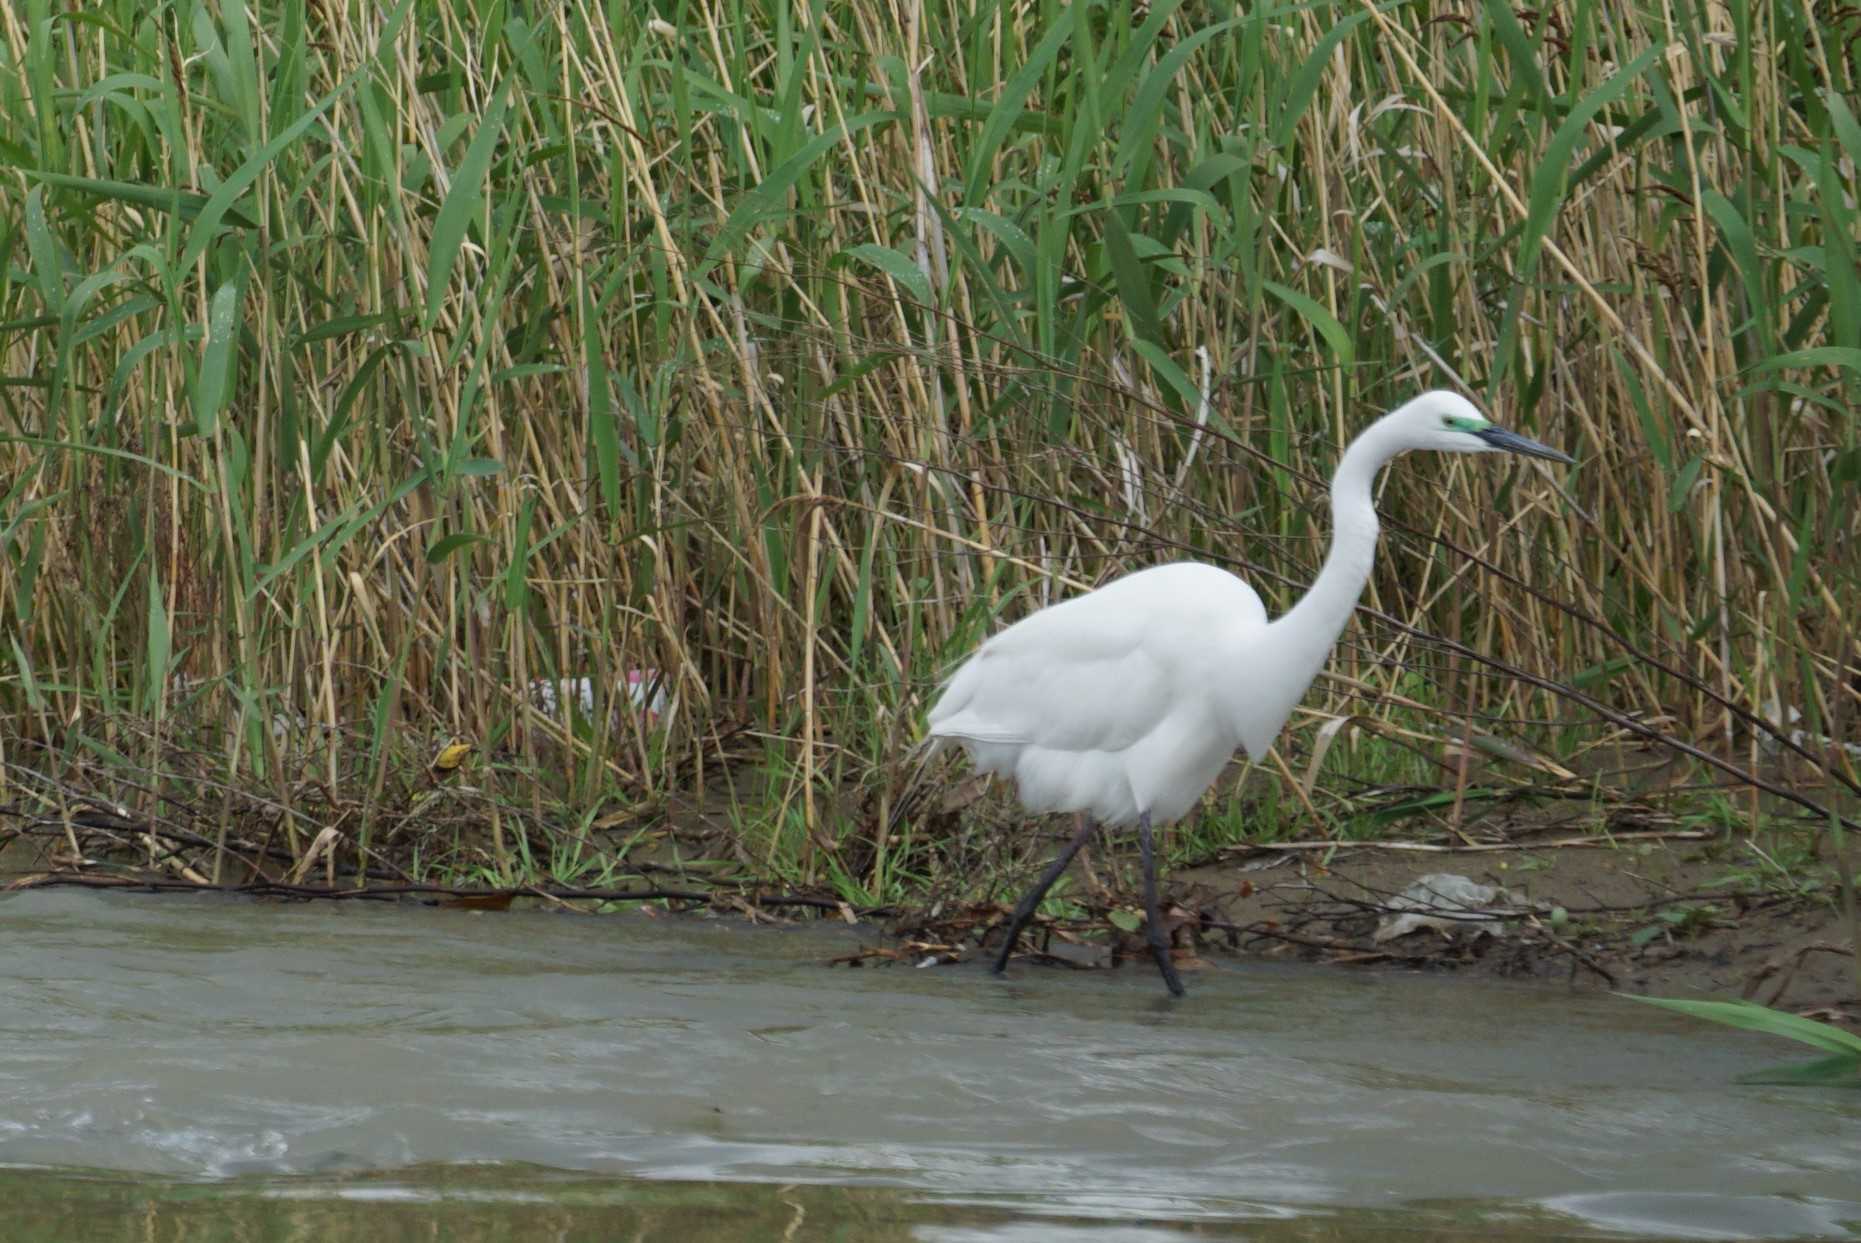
[0, 0, 1856, 898]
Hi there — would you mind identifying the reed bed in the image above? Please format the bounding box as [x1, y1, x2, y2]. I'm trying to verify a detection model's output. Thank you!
[1, 0, 1856, 902]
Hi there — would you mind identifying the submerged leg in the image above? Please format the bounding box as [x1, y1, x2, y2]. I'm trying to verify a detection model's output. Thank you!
[993, 814, 1099, 975]
[1137, 812, 1186, 997]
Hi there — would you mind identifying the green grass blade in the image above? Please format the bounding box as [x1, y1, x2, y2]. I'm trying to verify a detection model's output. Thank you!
[835, 243, 933, 310]
[1271, 10, 1371, 151]
[425, 81, 513, 331]
[962, 18, 1072, 203]
[696, 112, 892, 283]
[1520, 45, 1663, 278]
[192, 278, 244, 438]
[23, 172, 245, 223]
[1624, 995, 1861, 1057]
[1103, 209, 1161, 349]
[1735, 1054, 1861, 1088]
[1263, 279, 1352, 367]
[179, 72, 362, 272]
[142, 563, 171, 716]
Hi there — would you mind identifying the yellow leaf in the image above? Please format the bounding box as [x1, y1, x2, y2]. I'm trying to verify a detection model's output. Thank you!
[431, 738, 473, 772]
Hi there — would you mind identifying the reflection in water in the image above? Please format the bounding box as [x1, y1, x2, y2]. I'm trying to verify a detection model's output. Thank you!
[17, 1168, 1849, 1243]
[0, 889, 1856, 1241]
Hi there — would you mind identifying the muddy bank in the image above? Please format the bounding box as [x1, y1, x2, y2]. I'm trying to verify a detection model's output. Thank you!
[881, 829, 1859, 1024]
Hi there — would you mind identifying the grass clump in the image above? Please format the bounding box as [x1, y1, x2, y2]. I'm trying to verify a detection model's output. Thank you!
[0, 0, 1855, 918]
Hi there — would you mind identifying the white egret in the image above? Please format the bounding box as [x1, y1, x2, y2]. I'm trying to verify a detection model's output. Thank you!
[923, 391, 1574, 996]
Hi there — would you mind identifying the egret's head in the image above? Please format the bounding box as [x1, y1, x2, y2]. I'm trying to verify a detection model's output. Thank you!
[1395, 391, 1575, 463]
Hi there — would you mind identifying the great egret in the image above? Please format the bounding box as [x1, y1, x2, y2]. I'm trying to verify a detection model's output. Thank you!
[923, 391, 1574, 996]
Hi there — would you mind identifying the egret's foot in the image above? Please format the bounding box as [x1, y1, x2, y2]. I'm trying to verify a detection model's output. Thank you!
[1136, 811, 1186, 998]
[991, 814, 1098, 977]
[1147, 929, 1186, 997]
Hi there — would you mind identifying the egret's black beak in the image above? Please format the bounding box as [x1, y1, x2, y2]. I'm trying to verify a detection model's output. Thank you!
[1476, 424, 1575, 464]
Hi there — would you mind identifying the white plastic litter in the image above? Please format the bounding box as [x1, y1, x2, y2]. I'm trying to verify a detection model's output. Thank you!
[1373, 873, 1524, 943]
[529, 671, 674, 723]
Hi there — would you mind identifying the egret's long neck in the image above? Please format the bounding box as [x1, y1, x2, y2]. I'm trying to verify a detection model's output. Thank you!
[1271, 423, 1398, 656]
[1221, 417, 1405, 758]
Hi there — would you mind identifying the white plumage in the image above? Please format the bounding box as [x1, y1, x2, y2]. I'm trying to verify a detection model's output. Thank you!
[922, 390, 1574, 997]
[929, 563, 1267, 827]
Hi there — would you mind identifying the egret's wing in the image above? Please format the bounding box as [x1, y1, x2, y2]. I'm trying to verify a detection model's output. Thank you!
[927, 561, 1268, 755]
[928, 587, 1178, 753]
[931, 643, 1172, 753]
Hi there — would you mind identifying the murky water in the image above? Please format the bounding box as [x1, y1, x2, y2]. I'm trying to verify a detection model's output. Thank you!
[1, 889, 1855, 1240]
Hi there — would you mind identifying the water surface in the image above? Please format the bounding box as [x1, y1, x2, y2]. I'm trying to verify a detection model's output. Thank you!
[1, 888, 1854, 1239]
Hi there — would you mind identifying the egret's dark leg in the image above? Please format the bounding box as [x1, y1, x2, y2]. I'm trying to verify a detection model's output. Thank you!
[1137, 812, 1186, 997]
[993, 813, 1098, 975]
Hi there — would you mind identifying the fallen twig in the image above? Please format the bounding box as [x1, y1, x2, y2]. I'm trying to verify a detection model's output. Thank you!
[1225, 829, 1711, 857]
[1743, 940, 1857, 1008]
[4, 872, 897, 917]
[1536, 926, 1620, 987]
